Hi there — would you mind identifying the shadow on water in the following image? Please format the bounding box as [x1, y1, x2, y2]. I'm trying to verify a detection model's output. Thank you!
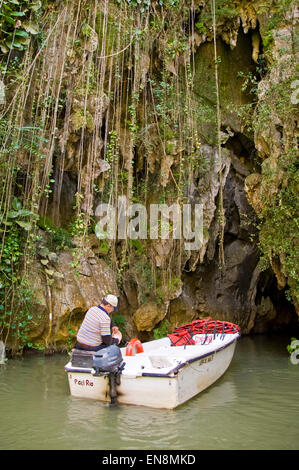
[0, 334, 298, 450]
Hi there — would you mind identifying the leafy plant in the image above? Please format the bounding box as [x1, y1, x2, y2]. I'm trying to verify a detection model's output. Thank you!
[116, 0, 180, 11]
[112, 314, 126, 339]
[38, 217, 73, 252]
[153, 319, 169, 339]
[0, 205, 37, 352]
[252, 70, 299, 304]
[0, 122, 44, 353]
[286, 337, 299, 356]
[66, 325, 76, 352]
[0, 0, 43, 54]
[195, 21, 207, 35]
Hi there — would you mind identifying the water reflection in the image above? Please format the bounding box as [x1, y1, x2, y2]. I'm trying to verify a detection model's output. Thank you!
[189, 381, 237, 410]
[116, 406, 180, 449]
[65, 396, 181, 449]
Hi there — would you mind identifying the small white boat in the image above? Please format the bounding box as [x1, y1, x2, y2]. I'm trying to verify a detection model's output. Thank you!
[65, 319, 240, 409]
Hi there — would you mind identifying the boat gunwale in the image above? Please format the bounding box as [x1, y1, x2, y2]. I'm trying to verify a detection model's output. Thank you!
[64, 333, 239, 377]
[64, 364, 96, 373]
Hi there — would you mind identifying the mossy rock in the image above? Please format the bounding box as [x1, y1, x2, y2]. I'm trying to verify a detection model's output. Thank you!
[71, 110, 94, 133]
[192, 29, 257, 136]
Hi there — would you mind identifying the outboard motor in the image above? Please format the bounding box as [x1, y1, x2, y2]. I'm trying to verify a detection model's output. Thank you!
[92, 345, 125, 404]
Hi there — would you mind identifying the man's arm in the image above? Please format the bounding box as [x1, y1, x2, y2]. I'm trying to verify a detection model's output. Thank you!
[101, 335, 120, 346]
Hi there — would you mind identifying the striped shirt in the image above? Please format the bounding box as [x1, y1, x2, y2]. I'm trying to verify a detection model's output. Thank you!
[77, 306, 111, 346]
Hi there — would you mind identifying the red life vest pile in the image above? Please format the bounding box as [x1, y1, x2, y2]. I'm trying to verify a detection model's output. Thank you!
[167, 318, 241, 346]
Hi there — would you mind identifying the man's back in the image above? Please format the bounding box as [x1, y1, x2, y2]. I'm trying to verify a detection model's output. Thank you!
[77, 306, 111, 347]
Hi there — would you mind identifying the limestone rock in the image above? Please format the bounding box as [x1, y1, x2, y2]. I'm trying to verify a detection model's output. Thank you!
[195, 145, 231, 264]
[168, 296, 197, 332]
[160, 154, 174, 187]
[133, 302, 168, 332]
[244, 173, 263, 213]
[26, 250, 119, 349]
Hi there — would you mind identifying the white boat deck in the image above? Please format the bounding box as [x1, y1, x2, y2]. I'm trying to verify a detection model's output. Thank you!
[119, 333, 239, 377]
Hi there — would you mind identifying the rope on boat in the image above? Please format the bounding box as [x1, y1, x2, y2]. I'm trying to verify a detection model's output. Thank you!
[167, 318, 241, 346]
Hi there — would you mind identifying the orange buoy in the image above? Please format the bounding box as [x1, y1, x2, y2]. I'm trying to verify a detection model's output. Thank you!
[125, 338, 144, 356]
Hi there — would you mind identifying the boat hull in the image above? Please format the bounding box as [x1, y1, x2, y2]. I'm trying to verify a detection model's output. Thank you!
[65, 337, 237, 409]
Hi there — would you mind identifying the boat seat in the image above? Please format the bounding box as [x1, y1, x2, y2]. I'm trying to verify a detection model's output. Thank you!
[71, 348, 97, 368]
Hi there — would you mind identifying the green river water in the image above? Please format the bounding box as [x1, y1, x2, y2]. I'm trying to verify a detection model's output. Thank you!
[0, 334, 298, 450]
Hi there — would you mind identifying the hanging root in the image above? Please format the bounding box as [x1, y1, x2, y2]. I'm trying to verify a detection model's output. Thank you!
[211, 0, 225, 268]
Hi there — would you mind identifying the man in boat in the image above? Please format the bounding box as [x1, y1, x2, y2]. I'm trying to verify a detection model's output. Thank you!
[75, 294, 122, 351]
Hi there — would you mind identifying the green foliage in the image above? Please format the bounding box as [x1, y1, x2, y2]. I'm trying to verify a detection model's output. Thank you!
[0, 198, 33, 232]
[131, 254, 154, 303]
[0, 121, 46, 352]
[200, 0, 238, 23]
[0, 0, 44, 54]
[116, 0, 180, 11]
[262, 30, 274, 49]
[286, 337, 299, 356]
[195, 21, 207, 35]
[257, 0, 296, 51]
[153, 318, 169, 339]
[38, 217, 73, 252]
[252, 64, 299, 304]
[257, 146, 299, 302]
[165, 36, 189, 60]
[214, 0, 238, 18]
[112, 313, 126, 338]
[129, 239, 146, 255]
[0, 197, 38, 351]
[66, 325, 76, 352]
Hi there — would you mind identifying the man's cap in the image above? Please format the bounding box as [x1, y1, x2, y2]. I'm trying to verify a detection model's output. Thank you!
[104, 294, 118, 311]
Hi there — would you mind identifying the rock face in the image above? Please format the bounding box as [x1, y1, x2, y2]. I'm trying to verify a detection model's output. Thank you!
[169, 154, 260, 334]
[3, 1, 297, 353]
[167, 153, 297, 334]
[24, 247, 119, 351]
[243, 2, 299, 313]
[133, 302, 168, 332]
[122, 140, 297, 337]
[193, 29, 257, 136]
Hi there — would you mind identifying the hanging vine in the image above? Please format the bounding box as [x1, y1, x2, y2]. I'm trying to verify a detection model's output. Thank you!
[211, 0, 225, 268]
